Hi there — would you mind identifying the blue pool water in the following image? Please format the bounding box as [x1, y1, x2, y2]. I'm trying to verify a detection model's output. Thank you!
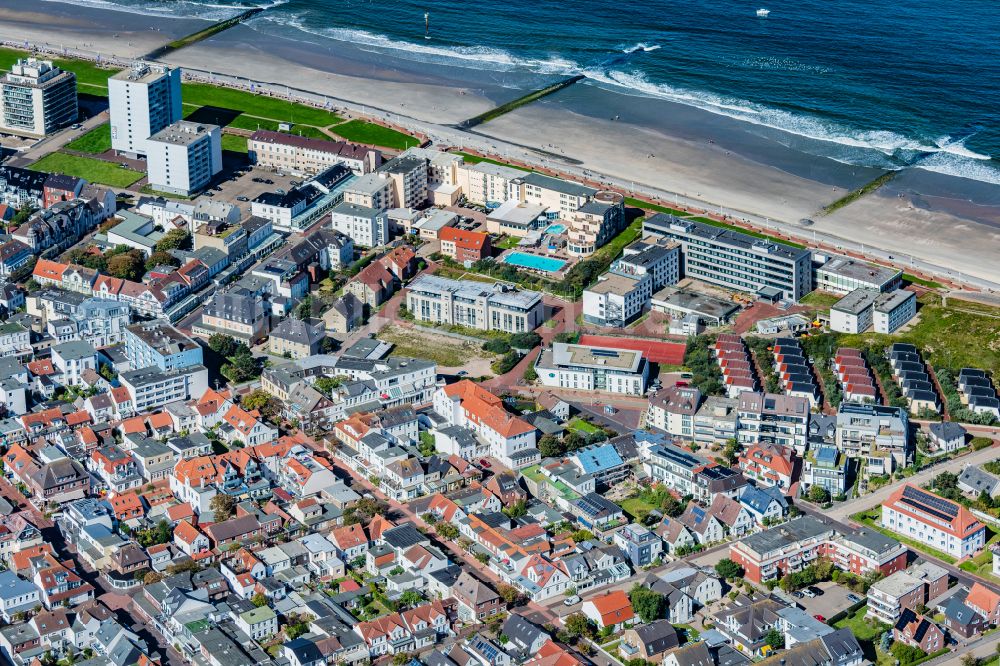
[545, 224, 567, 234]
[504, 252, 567, 272]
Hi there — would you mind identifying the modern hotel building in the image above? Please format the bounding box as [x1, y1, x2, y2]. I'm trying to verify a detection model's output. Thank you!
[644, 214, 812, 301]
[405, 274, 543, 333]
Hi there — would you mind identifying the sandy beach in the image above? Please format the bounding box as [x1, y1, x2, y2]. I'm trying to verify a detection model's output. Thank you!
[3, 0, 1000, 286]
[0, 3, 205, 59]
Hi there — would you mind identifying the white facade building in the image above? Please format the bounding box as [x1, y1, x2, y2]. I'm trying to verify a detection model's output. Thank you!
[146, 121, 222, 196]
[108, 63, 182, 157]
[328, 202, 389, 248]
[0, 58, 78, 137]
[535, 342, 650, 396]
[874, 290, 917, 334]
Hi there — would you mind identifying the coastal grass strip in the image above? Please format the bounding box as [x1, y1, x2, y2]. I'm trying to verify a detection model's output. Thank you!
[459, 75, 585, 128]
[181, 83, 343, 128]
[146, 8, 266, 60]
[902, 273, 943, 289]
[0, 47, 118, 94]
[65, 124, 112, 154]
[329, 120, 418, 150]
[623, 197, 690, 217]
[821, 171, 898, 215]
[32, 152, 143, 188]
[452, 152, 533, 172]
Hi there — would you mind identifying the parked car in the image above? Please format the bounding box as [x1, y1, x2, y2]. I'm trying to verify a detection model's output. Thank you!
[792, 591, 803, 599]
[808, 586, 823, 596]
[564, 595, 581, 606]
[236, 196, 249, 202]
[846, 593, 862, 603]
[479, 459, 491, 469]
[71, 123, 81, 130]
[814, 614, 826, 622]
[800, 588, 816, 598]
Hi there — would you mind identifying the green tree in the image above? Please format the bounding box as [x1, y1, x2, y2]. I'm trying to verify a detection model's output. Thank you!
[209, 493, 236, 522]
[435, 522, 459, 539]
[145, 250, 179, 270]
[563, 613, 592, 639]
[807, 485, 831, 503]
[296, 296, 314, 320]
[629, 585, 665, 623]
[503, 500, 528, 519]
[510, 332, 541, 349]
[155, 228, 192, 252]
[222, 345, 260, 383]
[242, 389, 280, 421]
[765, 628, 783, 650]
[571, 529, 594, 543]
[715, 558, 743, 581]
[722, 439, 741, 466]
[252, 593, 269, 607]
[538, 434, 565, 458]
[209, 333, 237, 357]
[398, 589, 423, 609]
[314, 376, 344, 395]
[106, 251, 145, 281]
[496, 583, 524, 606]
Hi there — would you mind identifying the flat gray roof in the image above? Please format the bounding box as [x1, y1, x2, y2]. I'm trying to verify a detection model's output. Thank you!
[832, 288, 879, 315]
[818, 255, 901, 285]
[875, 289, 915, 313]
[645, 213, 810, 261]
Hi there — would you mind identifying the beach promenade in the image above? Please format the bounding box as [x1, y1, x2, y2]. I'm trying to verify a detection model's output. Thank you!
[3, 7, 1000, 289]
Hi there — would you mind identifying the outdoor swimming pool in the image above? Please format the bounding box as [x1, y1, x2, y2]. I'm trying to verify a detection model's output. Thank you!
[545, 223, 566, 234]
[504, 252, 567, 272]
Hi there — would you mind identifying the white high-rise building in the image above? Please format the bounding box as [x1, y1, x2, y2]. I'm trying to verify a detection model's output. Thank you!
[146, 121, 222, 196]
[108, 63, 182, 157]
[0, 58, 78, 137]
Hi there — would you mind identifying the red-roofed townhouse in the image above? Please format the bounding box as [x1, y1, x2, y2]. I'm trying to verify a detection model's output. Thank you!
[174, 520, 210, 557]
[582, 589, 635, 631]
[432, 380, 538, 469]
[439, 227, 492, 262]
[966, 583, 1000, 625]
[738, 443, 796, 491]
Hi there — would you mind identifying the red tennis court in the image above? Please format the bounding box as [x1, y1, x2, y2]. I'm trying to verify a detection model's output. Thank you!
[577, 335, 687, 365]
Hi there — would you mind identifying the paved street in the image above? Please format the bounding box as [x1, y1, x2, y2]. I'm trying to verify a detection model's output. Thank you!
[825, 439, 1000, 521]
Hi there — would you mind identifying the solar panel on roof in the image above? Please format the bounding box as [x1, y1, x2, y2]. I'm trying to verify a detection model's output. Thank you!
[901, 486, 959, 519]
[591, 349, 621, 358]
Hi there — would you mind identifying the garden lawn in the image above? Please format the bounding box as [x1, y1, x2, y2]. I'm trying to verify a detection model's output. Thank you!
[330, 120, 418, 150]
[495, 236, 521, 250]
[852, 509, 956, 564]
[65, 124, 111, 153]
[221, 134, 248, 153]
[620, 497, 656, 521]
[799, 291, 843, 308]
[567, 417, 601, 435]
[833, 606, 888, 642]
[31, 153, 142, 188]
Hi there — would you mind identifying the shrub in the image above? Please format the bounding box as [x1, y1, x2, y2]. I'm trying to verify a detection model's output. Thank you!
[971, 436, 993, 451]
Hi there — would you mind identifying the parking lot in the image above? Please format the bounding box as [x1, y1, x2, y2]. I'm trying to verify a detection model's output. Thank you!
[206, 165, 301, 217]
[794, 580, 859, 621]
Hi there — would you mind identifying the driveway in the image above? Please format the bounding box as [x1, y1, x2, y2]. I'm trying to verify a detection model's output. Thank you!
[794, 581, 856, 621]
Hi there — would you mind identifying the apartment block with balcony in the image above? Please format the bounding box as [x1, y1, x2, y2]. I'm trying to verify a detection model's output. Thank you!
[0, 58, 77, 137]
[406, 274, 543, 333]
[735, 392, 810, 454]
[882, 484, 986, 559]
[644, 214, 813, 302]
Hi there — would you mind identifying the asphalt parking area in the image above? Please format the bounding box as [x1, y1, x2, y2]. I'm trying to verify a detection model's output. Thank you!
[794, 580, 857, 621]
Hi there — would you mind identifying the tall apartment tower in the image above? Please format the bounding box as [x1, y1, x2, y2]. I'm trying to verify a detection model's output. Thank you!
[0, 58, 78, 137]
[108, 63, 182, 157]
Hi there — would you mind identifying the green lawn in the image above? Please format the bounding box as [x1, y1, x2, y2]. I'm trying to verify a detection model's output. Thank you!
[0, 47, 119, 94]
[903, 273, 943, 289]
[799, 291, 843, 308]
[837, 293, 1000, 377]
[451, 151, 532, 172]
[567, 417, 601, 435]
[623, 197, 690, 217]
[181, 83, 342, 128]
[592, 218, 643, 265]
[833, 606, 889, 642]
[852, 509, 957, 564]
[620, 497, 656, 520]
[218, 113, 282, 132]
[65, 124, 111, 153]
[221, 134, 248, 153]
[31, 153, 143, 188]
[495, 236, 522, 250]
[330, 120, 418, 150]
